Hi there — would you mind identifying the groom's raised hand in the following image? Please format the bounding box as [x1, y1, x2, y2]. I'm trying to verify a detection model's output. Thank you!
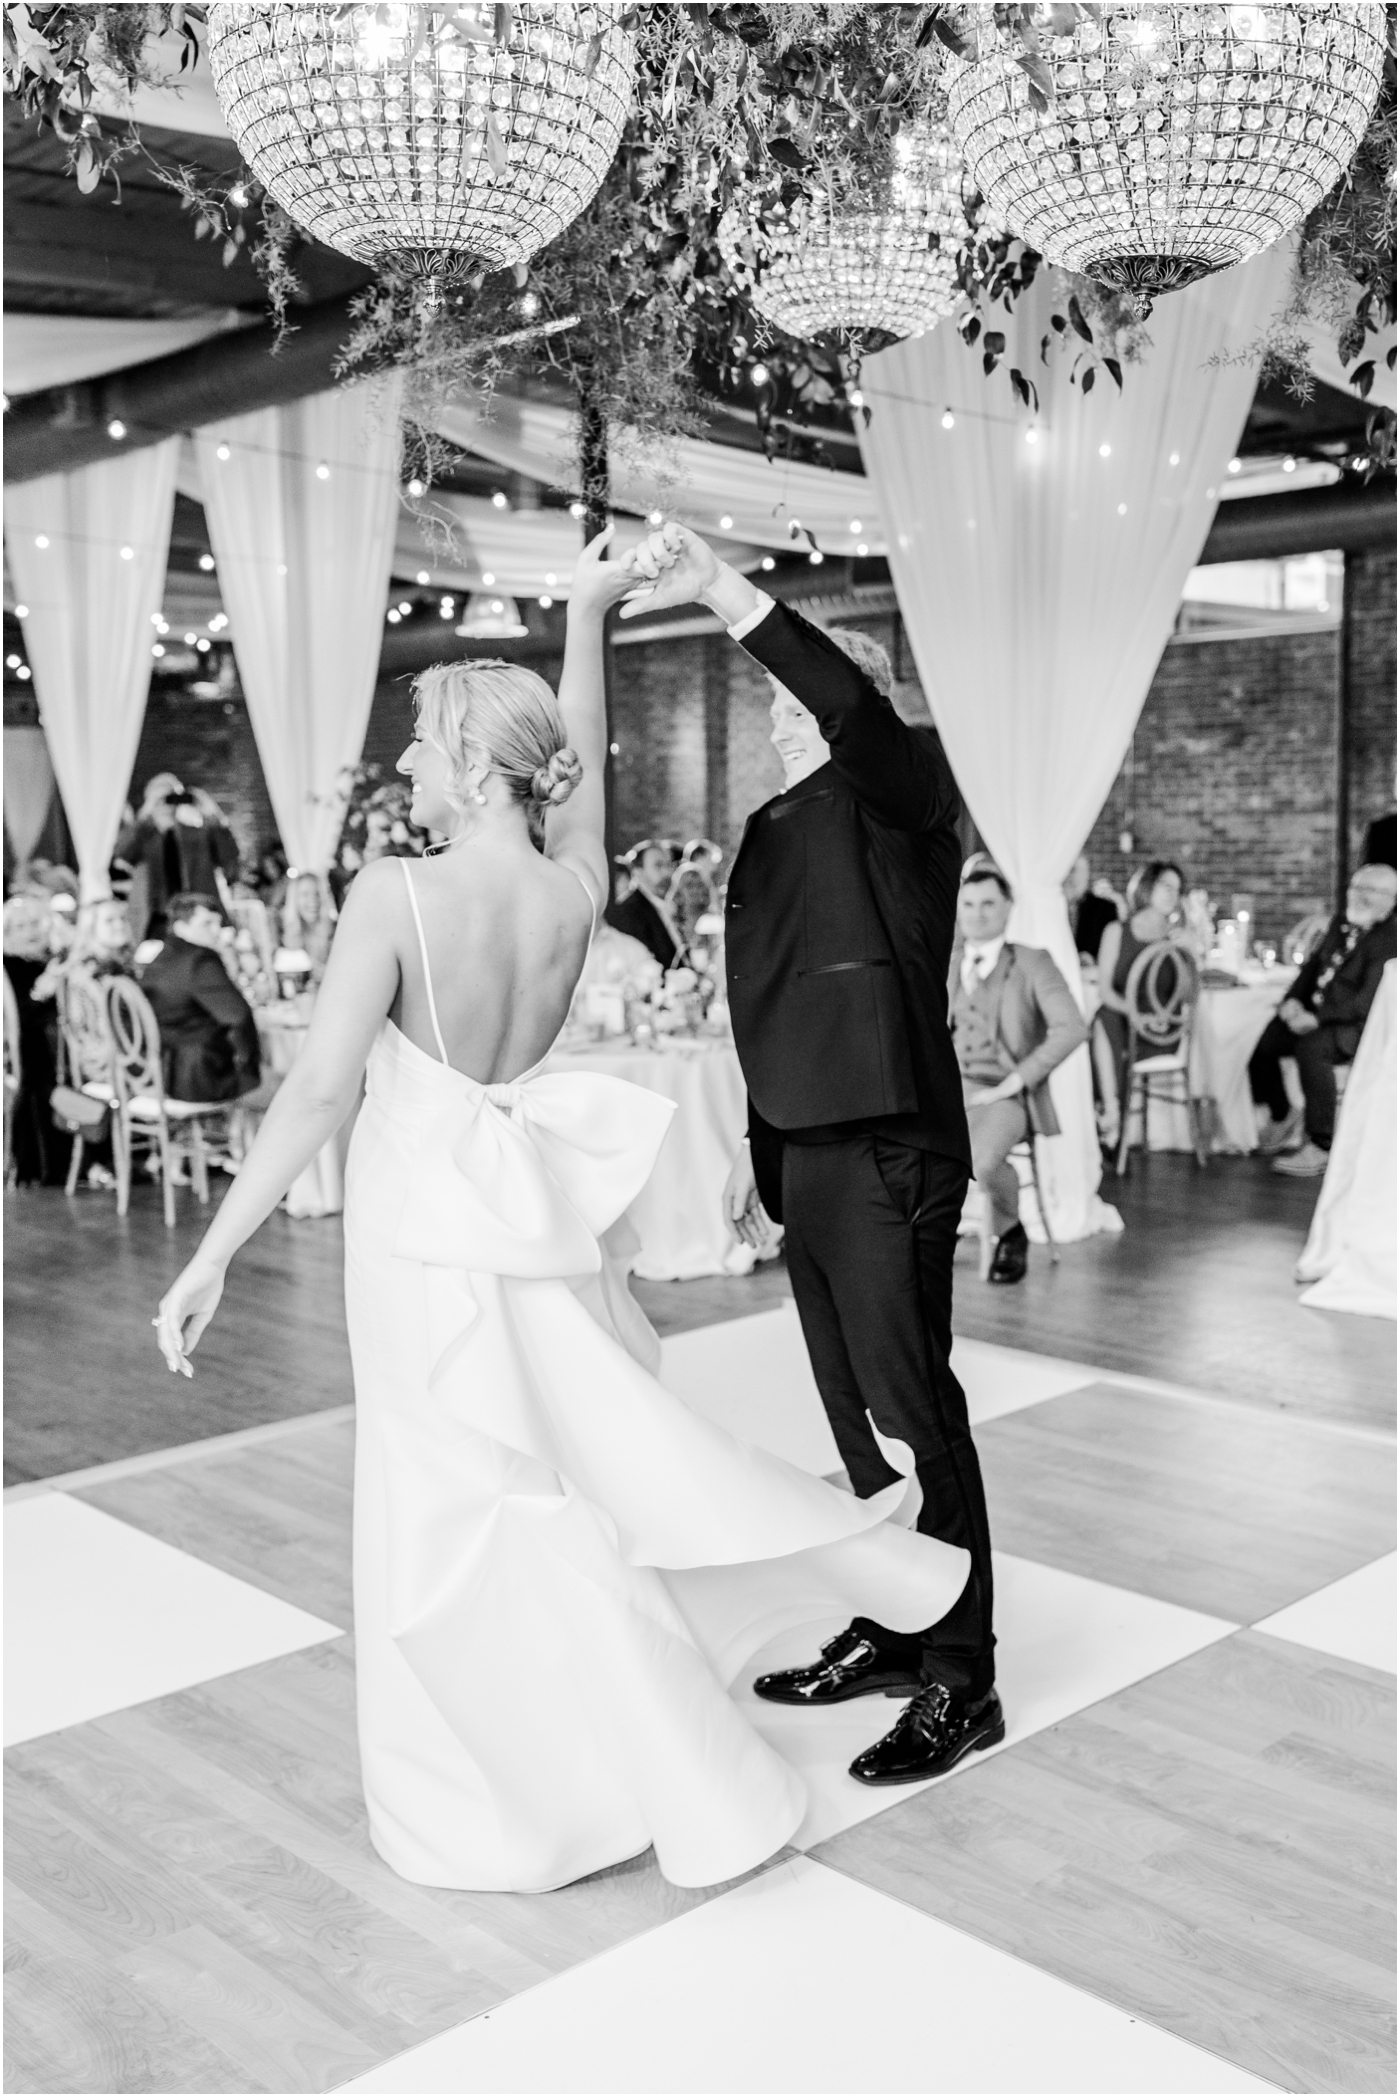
[619, 523, 718, 618]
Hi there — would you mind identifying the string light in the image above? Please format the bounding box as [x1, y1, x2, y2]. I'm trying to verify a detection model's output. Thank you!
[16, 665, 30, 681]
[198, 553, 216, 571]
[107, 419, 126, 440]
[119, 545, 134, 560]
[941, 409, 956, 430]
[1099, 443, 1112, 458]
[216, 443, 231, 462]
[539, 593, 554, 608]
[407, 477, 426, 498]
[416, 570, 430, 584]
[809, 549, 824, 564]
[719, 514, 734, 530]
[760, 555, 776, 571]
[14, 604, 28, 618]
[568, 501, 586, 520]
[33, 535, 48, 549]
[151, 643, 165, 658]
[491, 491, 510, 510]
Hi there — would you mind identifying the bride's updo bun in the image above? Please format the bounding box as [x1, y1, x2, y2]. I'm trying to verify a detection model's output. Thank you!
[531, 747, 582, 811]
[412, 658, 583, 842]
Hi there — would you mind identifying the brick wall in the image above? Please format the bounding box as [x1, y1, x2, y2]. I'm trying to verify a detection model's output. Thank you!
[100, 551, 1393, 935]
[1083, 546, 1396, 941]
[1345, 544, 1398, 873]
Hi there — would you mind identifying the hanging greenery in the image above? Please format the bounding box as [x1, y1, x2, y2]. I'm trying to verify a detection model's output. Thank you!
[4, 0, 1394, 479]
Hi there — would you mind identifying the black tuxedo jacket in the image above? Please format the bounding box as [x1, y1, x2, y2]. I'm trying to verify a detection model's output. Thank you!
[137, 936, 262, 1103]
[605, 885, 684, 970]
[1291, 907, 1396, 1055]
[725, 603, 971, 1209]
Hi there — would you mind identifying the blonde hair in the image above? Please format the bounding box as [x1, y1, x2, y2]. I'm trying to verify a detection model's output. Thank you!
[412, 658, 581, 842]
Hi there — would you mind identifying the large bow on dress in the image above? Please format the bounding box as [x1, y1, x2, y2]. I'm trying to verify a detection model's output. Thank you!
[394, 1068, 675, 1277]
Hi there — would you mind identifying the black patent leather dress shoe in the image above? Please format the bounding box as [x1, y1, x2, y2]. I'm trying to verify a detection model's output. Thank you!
[849, 1683, 1005, 1785]
[988, 1223, 1028, 1285]
[753, 1625, 924, 1706]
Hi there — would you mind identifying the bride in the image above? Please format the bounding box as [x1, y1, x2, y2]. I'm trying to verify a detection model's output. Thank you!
[155, 528, 970, 1893]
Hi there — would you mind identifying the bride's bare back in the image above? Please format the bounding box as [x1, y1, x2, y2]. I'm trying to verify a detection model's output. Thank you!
[390, 842, 595, 1084]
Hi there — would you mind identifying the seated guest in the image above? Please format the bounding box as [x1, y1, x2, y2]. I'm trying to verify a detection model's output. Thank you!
[1249, 862, 1397, 1177]
[1094, 859, 1183, 1148]
[279, 871, 337, 984]
[667, 860, 717, 960]
[606, 837, 684, 970]
[3, 893, 68, 1186]
[136, 892, 261, 1103]
[1064, 853, 1122, 964]
[949, 858, 1088, 1284]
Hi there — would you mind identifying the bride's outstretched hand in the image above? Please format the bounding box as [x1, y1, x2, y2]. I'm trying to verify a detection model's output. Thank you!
[619, 523, 720, 619]
[569, 521, 634, 617]
[154, 1254, 226, 1377]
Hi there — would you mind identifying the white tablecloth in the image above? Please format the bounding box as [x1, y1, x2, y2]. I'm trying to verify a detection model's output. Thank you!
[1141, 965, 1294, 1154]
[1297, 961, 1396, 1319]
[254, 1008, 349, 1220]
[545, 1038, 755, 1279]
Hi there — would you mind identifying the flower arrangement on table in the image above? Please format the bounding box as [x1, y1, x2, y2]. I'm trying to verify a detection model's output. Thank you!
[330, 763, 428, 898]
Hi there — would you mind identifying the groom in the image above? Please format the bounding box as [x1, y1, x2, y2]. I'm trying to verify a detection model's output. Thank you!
[623, 526, 1000, 1785]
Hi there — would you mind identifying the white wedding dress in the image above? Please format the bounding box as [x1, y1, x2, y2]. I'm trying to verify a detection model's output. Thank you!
[344, 861, 970, 1893]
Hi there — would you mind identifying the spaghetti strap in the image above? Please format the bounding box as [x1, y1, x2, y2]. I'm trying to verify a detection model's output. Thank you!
[400, 859, 450, 1066]
[568, 864, 601, 929]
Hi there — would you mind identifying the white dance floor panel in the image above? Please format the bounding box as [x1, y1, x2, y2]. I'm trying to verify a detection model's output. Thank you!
[338, 1855, 1274, 2094]
[660, 1304, 1094, 1474]
[739, 1552, 1237, 1849]
[3, 1490, 343, 1745]
[1254, 1552, 1396, 1674]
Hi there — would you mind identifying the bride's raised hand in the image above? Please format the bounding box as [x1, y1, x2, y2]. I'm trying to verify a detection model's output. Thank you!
[154, 1254, 226, 1378]
[619, 523, 720, 619]
[568, 521, 633, 618]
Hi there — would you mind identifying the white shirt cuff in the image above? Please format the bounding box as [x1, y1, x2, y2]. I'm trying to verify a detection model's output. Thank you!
[726, 591, 775, 642]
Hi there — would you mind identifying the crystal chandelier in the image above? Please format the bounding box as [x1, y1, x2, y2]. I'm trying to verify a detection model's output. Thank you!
[721, 125, 970, 344]
[945, 4, 1387, 305]
[206, 2, 636, 283]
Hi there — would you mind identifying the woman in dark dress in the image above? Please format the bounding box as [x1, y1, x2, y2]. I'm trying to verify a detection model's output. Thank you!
[2, 894, 69, 1187]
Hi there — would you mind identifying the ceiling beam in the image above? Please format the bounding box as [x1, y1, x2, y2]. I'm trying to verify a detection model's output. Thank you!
[1198, 478, 1395, 562]
[2, 293, 368, 482]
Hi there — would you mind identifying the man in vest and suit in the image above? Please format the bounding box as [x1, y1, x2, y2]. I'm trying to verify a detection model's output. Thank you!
[950, 857, 1089, 1284]
[620, 522, 1001, 1788]
[136, 892, 262, 1104]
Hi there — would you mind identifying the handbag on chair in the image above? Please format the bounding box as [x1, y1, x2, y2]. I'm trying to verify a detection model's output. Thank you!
[49, 1084, 110, 1137]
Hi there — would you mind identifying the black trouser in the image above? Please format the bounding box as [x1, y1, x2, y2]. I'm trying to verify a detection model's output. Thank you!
[1248, 1016, 1351, 1151]
[781, 1134, 995, 1699]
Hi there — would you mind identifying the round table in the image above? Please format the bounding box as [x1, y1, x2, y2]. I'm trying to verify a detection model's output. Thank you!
[545, 1036, 758, 1279]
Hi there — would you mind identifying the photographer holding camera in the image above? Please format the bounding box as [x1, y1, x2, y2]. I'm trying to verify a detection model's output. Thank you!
[114, 773, 240, 939]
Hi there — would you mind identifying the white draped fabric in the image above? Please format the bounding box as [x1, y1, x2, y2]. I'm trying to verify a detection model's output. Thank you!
[194, 378, 403, 875]
[2, 726, 56, 866]
[859, 245, 1293, 1240]
[2, 311, 249, 401]
[4, 440, 179, 901]
[1297, 962, 1397, 1320]
[435, 396, 880, 555]
[393, 497, 762, 598]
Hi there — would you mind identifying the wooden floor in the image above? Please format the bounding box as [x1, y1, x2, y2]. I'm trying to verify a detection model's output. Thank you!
[6, 1151, 1392, 1485]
